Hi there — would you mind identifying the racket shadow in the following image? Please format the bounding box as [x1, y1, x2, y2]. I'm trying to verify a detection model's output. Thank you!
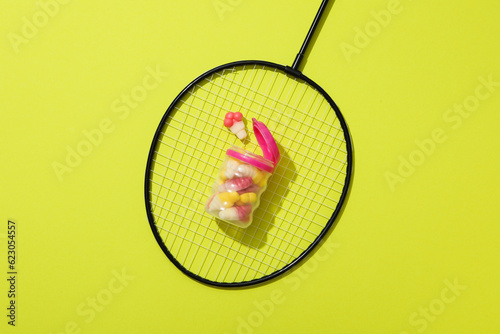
[215, 143, 297, 250]
[213, 141, 355, 290]
[275, 148, 354, 282]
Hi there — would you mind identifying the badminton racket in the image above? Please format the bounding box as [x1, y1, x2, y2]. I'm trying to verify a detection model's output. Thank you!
[145, 0, 353, 287]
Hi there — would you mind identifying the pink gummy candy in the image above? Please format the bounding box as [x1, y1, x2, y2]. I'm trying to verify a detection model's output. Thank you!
[218, 177, 252, 192]
[237, 184, 260, 195]
[235, 204, 252, 219]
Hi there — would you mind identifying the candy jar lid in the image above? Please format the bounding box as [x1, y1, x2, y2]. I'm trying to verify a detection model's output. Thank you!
[252, 118, 280, 168]
[226, 147, 275, 173]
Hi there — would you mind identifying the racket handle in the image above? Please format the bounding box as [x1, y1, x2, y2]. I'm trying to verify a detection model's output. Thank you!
[292, 0, 330, 71]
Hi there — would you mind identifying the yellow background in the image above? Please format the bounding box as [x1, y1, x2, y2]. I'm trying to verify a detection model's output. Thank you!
[1, 0, 499, 333]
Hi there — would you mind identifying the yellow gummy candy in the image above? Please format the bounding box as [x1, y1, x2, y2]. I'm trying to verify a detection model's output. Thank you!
[218, 192, 240, 208]
[228, 191, 240, 202]
[252, 171, 264, 184]
[240, 192, 257, 203]
[258, 178, 267, 188]
[248, 192, 257, 203]
[219, 170, 228, 181]
[240, 193, 249, 203]
[218, 192, 233, 208]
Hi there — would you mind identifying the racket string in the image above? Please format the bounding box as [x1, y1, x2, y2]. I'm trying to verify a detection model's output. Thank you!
[176, 86, 348, 170]
[172, 88, 348, 186]
[194, 76, 348, 156]
[220, 67, 298, 280]
[255, 78, 325, 265]
[149, 64, 349, 283]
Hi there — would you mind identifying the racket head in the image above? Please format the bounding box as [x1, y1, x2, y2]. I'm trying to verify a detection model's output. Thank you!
[145, 60, 353, 287]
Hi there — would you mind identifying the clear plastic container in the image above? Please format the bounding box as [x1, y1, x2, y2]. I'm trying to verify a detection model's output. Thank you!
[205, 119, 280, 228]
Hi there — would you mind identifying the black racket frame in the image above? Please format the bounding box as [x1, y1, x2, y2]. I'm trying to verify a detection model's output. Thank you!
[144, 0, 353, 287]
